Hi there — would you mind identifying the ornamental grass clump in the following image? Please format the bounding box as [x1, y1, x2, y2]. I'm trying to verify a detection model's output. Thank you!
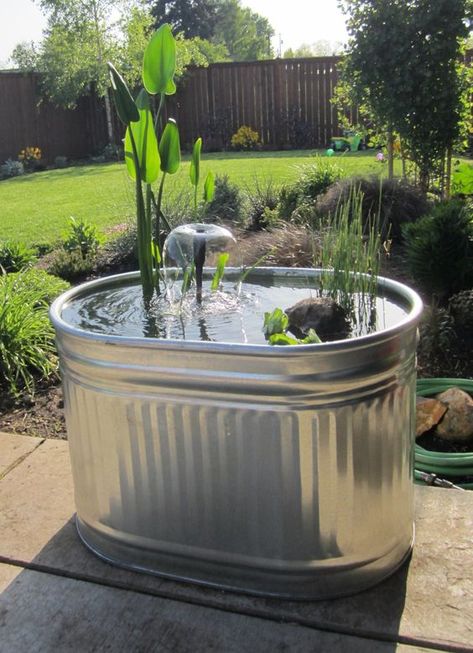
[0, 269, 69, 396]
[316, 185, 382, 329]
[108, 24, 214, 302]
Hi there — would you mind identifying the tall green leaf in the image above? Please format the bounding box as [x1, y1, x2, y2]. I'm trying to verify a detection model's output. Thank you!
[203, 171, 215, 203]
[143, 24, 176, 96]
[159, 119, 181, 174]
[189, 137, 202, 187]
[211, 252, 229, 291]
[108, 63, 139, 125]
[124, 89, 160, 184]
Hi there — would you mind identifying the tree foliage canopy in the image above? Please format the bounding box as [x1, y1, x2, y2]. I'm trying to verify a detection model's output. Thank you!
[339, 0, 473, 185]
[148, 0, 274, 60]
[149, 0, 218, 39]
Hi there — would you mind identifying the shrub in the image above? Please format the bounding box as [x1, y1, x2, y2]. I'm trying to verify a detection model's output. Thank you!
[101, 143, 124, 161]
[245, 179, 280, 231]
[48, 249, 96, 282]
[403, 199, 473, 301]
[231, 125, 260, 151]
[417, 305, 459, 377]
[62, 216, 102, 259]
[7, 268, 69, 304]
[54, 155, 69, 169]
[0, 158, 24, 179]
[0, 241, 36, 273]
[96, 224, 138, 272]
[203, 174, 244, 223]
[278, 159, 344, 220]
[315, 176, 430, 241]
[18, 146, 42, 171]
[0, 269, 68, 396]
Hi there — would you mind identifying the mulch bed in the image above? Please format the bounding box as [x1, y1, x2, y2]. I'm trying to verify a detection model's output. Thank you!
[0, 384, 66, 439]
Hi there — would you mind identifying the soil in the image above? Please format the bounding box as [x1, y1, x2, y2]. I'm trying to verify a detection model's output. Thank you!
[0, 384, 66, 439]
[0, 233, 470, 441]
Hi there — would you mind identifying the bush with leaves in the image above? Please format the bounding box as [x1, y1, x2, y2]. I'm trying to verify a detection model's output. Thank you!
[316, 176, 430, 241]
[54, 155, 69, 169]
[278, 159, 344, 220]
[403, 199, 473, 302]
[18, 146, 42, 171]
[245, 179, 280, 231]
[0, 241, 36, 273]
[62, 216, 103, 259]
[0, 159, 24, 179]
[230, 125, 260, 151]
[0, 269, 69, 396]
[203, 174, 244, 223]
[48, 249, 96, 282]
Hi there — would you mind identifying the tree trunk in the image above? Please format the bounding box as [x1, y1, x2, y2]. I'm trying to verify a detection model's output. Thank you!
[387, 129, 394, 180]
[419, 167, 429, 195]
[445, 146, 452, 200]
[104, 90, 114, 145]
[399, 137, 406, 179]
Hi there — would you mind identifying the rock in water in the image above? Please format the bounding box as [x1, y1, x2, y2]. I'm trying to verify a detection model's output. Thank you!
[415, 396, 448, 438]
[285, 297, 350, 341]
[435, 388, 473, 442]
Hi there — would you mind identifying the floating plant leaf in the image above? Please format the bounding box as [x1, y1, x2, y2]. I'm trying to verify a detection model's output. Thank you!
[268, 333, 299, 346]
[263, 308, 289, 339]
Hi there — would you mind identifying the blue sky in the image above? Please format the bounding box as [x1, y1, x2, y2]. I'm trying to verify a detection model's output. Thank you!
[0, 0, 348, 65]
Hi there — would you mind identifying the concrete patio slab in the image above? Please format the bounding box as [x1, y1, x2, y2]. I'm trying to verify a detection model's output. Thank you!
[0, 433, 472, 652]
[0, 431, 43, 478]
[0, 562, 433, 653]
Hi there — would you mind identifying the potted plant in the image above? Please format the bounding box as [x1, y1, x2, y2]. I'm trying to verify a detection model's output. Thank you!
[51, 25, 423, 600]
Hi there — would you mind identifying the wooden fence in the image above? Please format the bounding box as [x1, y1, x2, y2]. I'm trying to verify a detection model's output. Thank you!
[168, 57, 348, 150]
[0, 72, 108, 164]
[0, 57, 349, 163]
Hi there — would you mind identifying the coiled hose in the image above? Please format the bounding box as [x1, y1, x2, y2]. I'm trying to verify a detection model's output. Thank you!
[415, 378, 473, 489]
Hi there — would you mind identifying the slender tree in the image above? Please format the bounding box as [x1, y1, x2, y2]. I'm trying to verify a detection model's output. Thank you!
[27, 0, 150, 144]
[339, 0, 472, 192]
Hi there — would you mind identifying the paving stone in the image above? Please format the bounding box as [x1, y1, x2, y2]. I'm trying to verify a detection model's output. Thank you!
[0, 563, 433, 653]
[0, 431, 43, 478]
[0, 439, 472, 651]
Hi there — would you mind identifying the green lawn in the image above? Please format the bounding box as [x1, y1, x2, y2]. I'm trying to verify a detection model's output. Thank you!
[1, 150, 403, 245]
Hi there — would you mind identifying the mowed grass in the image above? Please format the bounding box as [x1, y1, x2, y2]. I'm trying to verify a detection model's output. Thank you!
[1, 149, 402, 245]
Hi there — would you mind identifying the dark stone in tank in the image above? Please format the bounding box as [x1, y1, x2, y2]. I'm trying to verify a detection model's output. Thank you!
[285, 297, 351, 341]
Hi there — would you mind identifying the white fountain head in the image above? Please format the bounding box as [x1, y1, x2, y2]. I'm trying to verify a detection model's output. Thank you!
[164, 223, 236, 269]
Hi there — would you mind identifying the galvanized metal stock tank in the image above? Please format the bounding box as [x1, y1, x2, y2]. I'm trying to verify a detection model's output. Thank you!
[50, 268, 423, 599]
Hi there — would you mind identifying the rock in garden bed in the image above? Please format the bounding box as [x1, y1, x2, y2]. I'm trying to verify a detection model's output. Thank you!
[416, 387, 473, 452]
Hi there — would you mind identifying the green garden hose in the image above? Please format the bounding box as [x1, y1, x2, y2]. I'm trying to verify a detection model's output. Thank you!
[415, 378, 473, 489]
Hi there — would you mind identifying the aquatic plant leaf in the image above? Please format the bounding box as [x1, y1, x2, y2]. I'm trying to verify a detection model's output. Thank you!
[190, 137, 202, 187]
[159, 119, 181, 174]
[268, 333, 299, 346]
[301, 329, 322, 344]
[211, 252, 229, 291]
[143, 24, 176, 95]
[151, 241, 161, 265]
[263, 308, 289, 339]
[124, 89, 160, 184]
[108, 63, 139, 125]
[203, 171, 215, 203]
